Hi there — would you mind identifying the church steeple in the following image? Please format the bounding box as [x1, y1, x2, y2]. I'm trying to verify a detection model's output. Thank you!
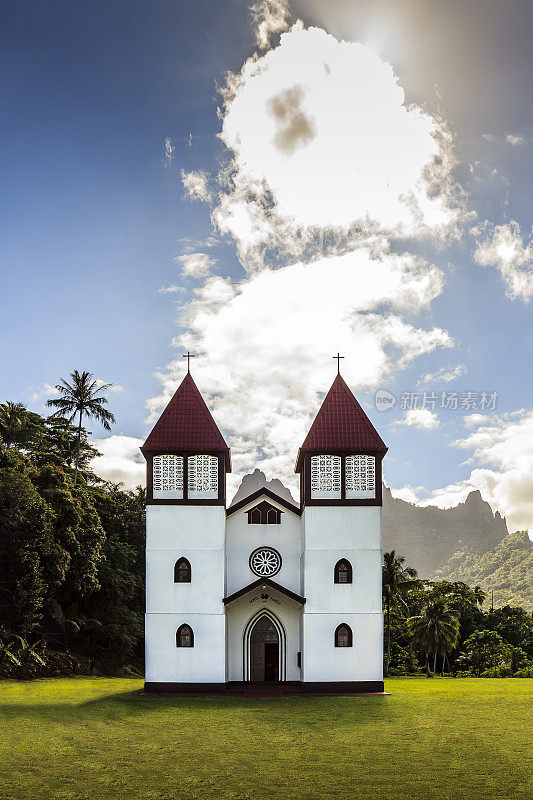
[296, 374, 387, 507]
[141, 372, 230, 464]
[141, 372, 230, 505]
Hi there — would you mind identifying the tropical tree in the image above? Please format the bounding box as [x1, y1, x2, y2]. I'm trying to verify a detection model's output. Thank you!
[0, 402, 41, 449]
[382, 550, 419, 676]
[47, 371, 115, 482]
[409, 598, 460, 675]
[472, 585, 486, 607]
[460, 629, 512, 676]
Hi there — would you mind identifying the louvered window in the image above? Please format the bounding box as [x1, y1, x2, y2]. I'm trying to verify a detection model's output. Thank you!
[152, 455, 183, 499]
[310, 455, 341, 499]
[188, 455, 219, 499]
[345, 455, 375, 499]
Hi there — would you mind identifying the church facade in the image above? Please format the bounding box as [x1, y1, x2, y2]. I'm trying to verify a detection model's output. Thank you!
[142, 370, 387, 694]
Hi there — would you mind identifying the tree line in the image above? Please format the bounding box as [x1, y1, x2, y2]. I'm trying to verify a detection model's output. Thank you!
[0, 373, 145, 677]
[0, 373, 532, 678]
[383, 551, 533, 677]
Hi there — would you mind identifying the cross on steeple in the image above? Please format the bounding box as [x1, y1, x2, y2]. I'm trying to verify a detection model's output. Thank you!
[183, 351, 196, 373]
[332, 352, 344, 374]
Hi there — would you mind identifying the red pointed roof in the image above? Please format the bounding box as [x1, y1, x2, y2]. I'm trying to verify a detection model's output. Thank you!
[141, 372, 231, 470]
[295, 374, 387, 472]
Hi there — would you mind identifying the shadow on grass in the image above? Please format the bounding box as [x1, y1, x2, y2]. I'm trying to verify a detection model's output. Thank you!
[1, 687, 399, 731]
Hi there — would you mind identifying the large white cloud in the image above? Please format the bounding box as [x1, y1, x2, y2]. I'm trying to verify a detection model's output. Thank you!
[144, 13, 468, 497]
[150, 245, 451, 497]
[393, 410, 533, 534]
[214, 22, 460, 268]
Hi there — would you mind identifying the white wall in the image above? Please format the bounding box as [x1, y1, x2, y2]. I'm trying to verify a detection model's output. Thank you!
[225, 589, 302, 681]
[303, 548, 382, 613]
[146, 505, 226, 550]
[146, 504, 226, 684]
[301, 613, 383, 682]
[225, 496, 302, 596]
[146, 548, 225, 614]
[302, 505, 381, 551]
[145, 494, 383, 685]
[301, 504, 383, 683]
[145, 613, 226, 683]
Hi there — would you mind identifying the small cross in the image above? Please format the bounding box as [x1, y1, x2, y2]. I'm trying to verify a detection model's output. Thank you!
[183, 351, 196, 373]
[333, 353, 344, 374]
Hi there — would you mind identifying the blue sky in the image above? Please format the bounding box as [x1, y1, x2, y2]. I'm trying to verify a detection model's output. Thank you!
[1, 1, 532, 531]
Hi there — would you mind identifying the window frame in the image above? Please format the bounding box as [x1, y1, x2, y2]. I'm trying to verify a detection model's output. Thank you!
[176, 624, 194, 648]
[174, 557, 191, 584]
[334, 559, 353, 584]
[152, 454, 184, 499]
[334, 623, 353, 648]
[345, 454, 376, 499]
[310, 454, 342, 499]
[187, 454, 219, 499]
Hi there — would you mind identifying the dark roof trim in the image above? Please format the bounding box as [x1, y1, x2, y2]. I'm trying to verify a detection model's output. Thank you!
[223, 577, 306, 606]
[226, 487, 301, 516]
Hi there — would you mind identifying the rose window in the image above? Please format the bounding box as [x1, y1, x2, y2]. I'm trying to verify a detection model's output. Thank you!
[249, 547, 282, 577]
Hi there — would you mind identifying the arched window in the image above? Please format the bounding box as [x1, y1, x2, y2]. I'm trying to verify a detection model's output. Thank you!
[334, 559, 353, 584]
[247, 502, 282, 524]
[174, 558, 191, 583]
[249, 507, 262, 524]
[335, 624, 353, 647]
[267, 507, 279, 524]
[176, 624, 194, 647]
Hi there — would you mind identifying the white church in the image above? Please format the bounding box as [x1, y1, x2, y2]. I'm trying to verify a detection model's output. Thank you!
[142, 367, 387, 694]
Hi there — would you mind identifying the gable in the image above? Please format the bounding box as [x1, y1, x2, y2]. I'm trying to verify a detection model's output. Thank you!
[246, 500, 283, 524]
[226, 487, 301, 517]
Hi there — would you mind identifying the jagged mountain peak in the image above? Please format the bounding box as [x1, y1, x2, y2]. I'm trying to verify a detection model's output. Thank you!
[229, 469, 296, 507]
[382, 486, 508, 577]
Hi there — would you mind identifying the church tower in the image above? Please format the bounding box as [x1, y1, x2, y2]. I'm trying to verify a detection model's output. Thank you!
[296, 372, 387, 693]
[142, 369, 230, 692]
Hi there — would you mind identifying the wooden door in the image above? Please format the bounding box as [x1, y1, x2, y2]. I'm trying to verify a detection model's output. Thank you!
[251, 642, 265, 681]
[264, 643, 279, 682]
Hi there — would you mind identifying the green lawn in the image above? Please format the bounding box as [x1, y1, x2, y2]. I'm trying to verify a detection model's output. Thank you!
[1, 678, 531, 800]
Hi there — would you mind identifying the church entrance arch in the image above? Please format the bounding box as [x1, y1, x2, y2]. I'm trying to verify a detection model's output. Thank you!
[243, 610, 286, 682]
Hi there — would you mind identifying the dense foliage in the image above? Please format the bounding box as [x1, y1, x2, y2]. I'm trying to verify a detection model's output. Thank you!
[433, 530, 533, 612]
[383, 561, 533, 677]
[0, 402, 144, 677]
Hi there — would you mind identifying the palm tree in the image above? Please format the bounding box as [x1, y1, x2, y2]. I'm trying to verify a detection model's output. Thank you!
[472, 585, 486, 606]
[0, 402, 40, 449]
[382, 551, 418, 677]
[409, 598, 460, 676]
[47, 371, 115, 483]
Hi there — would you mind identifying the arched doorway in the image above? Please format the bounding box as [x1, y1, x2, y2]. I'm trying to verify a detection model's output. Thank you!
[243, 611, 286, 682]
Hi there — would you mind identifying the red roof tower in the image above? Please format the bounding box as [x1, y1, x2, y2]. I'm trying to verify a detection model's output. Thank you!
[295, 374, 387, 472]
[296, 373, 387, 507]
[141, 372, 230, 467]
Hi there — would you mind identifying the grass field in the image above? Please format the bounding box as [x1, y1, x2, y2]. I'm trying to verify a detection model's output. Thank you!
[1, 678, 531, 800]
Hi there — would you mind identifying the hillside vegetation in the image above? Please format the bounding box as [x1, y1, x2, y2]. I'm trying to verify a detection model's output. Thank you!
[434, 531, 533, 611]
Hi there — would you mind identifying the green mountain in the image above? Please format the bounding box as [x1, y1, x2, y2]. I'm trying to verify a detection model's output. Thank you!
[433, 530, 533, 611]
[381, 487, 508, 575]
